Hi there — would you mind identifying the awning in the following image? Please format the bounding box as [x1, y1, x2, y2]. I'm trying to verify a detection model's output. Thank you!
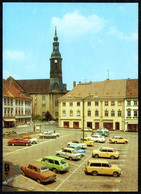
[3, 118, 16, 122]
[128, 121, 138, 125]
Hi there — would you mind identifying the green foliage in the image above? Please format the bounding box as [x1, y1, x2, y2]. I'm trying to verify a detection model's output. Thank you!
[45, 111, 54, 121]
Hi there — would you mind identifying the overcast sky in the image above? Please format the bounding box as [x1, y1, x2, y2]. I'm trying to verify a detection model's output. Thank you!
[3, 2, 138, 90]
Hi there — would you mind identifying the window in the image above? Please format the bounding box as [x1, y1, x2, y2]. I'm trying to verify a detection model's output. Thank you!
[42, 96, 46, 106]
[134, 111, 138, 117]
[88, 102, 91, 106]
[111, 110, 115, 117]
[105, 101, 108, 106]
[102, 163, 109, 167]
[77, 102, 80, 106]
[127, 110, 131, 117]
[95, 102, 99, 106]
[134, 101, 137, 106]
[88, 110, 91, 116]
[48, 159, 54, 163]
[62, 110, 66, 116]
[33, 167, 37, 171]
[118, 110, 121, 117]
[111, 101, 115, 106]
[105, 110, 108, 117]
[55, 160, 59, 165]
[90, 163, 101, 167]
[7, 99, 9, 105]
[95, 110, 99, 116]
[77, 110, 80, 116]
[118, 101, 121, 106]
[63, 102, 66, 107]
[16, 100, 17, 105]
[127, 101, 131, 106]
[70, 102, 73, 107]
[70, 110, 73, 116]
[11, 99, 13, 105]
[4, 99, 6, 105]
[21, 101, 23, 106]
[28, 165, 33, 169]
[55, 100, 58, 106]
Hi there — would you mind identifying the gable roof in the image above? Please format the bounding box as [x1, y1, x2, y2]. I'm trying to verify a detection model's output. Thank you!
[16, 79, 50, 94]
[59, 79, 128, 100]
[126, 79, 138, 98]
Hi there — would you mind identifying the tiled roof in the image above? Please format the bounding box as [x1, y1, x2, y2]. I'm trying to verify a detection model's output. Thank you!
[3, 78, 32, 100]
[59, 79, 137, 100]
[126, 79, 138, 97]
[16, 79, 50, 94]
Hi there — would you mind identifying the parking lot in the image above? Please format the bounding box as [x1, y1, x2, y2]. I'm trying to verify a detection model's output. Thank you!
[3, 128, 138, 192]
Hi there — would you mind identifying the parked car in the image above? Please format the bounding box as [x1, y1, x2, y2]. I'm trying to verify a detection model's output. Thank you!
[88, 134, 106, 143]
[34, 155, 70, 173]
[80, 137, 94, 146]
[8, 137, 31, 146]
[81, 128, 92, 132]
[56, 147, 82, 160]
[109, 136, 128, 144]
[85, 159, 121, 177]
[21, 162, 56, 184]
[67, 144, 85, 156]
[95, 131, 109, 137]
[97, 128, 109, 133]
[5, 131, 11, 136]
[92, 147, 119, 159]
[39, 131, 59, 139]
[22, 135, 37, 144]
[67, 141, 87, 149]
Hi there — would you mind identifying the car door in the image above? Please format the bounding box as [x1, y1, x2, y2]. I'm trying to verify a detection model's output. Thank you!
[47, 159, 54, 169]
[100, 149, 108, 158]
[26, 165, 35, 178]
[61, 149, 67, 158]
[31, 166, 38, 179]
[101, 163, 111, 175]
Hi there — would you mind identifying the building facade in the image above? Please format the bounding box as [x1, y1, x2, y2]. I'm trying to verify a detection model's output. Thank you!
[3, 78, 32, 128]
[58, 79, 138, 131]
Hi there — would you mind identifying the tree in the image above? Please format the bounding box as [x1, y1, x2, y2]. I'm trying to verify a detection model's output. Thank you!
[45, 111, 54, 121]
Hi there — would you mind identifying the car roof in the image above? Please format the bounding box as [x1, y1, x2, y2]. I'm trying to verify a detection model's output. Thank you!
[101, 147, 114, 150]
[44, 155, 65, 161]
[113, 136, 121, 138]
[88, 159, 108, 163]
[30, 162, 47, 168]
[64, 147, 74, 151]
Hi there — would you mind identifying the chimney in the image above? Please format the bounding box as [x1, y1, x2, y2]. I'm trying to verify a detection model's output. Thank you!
[73, 81, 76, 88]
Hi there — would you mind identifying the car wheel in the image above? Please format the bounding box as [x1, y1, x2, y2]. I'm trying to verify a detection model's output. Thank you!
[92, 171, 98, 176]
[56, 153, 60, 157]
[37, 178, 41, 184]
[69, 157, 73, 161]
[113, 171, 119, 177]
[32, 141, 36, 144]
[110, 155, 115, 159]
[114, 141, 117, 144]
[25, 143, 28, 146]
[125, 141, 128, 144]
[12, 143, 15, 146]
[52, 168, 58, 173]
[94, 154, 99, 158]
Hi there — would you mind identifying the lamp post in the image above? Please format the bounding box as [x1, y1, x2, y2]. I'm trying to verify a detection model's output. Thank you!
[81, 93, 93, 142]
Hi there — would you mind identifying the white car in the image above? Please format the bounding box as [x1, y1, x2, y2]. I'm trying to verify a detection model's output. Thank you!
[67, 141, 87, 149]
[22, 136, 37, 144]
[97, 128, 109, 133]
[39, 131, 59, 139]
[56, 147, 82, 160]
[90, 134, 106, 143]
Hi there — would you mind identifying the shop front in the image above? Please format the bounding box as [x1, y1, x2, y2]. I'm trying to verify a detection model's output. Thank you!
[3, 118, 16, 128]
[128, 121, 138, 132]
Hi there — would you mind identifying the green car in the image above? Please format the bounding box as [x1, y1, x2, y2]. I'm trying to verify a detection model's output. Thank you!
[34, 155, 70, 173]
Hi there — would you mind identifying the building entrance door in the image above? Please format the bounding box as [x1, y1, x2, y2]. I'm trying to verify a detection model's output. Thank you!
[87, 122, 92, 129]
[115, 122, 120, 130]
[95, 122, 99, 129]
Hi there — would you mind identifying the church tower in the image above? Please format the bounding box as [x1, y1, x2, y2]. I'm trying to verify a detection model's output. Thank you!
[49, 27, 66, 91]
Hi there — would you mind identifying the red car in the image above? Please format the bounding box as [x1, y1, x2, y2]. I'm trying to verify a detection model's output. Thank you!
[8, 137, 31, 146]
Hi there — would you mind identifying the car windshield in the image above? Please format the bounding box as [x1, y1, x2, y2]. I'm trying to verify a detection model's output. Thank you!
[39, 166, 49, 173]
[72, 150, 78, 154]
[61, 159, 67, 164]
[75, 146, 81, 150]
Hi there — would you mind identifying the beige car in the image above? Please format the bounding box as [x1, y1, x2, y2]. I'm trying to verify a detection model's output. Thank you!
[92, 147, 119, 159]
[109, 136, 128, 144]
[85, 159, 121, 177]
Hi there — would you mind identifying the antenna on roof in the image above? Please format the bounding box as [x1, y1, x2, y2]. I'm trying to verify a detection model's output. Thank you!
[107, 69, 109, 80]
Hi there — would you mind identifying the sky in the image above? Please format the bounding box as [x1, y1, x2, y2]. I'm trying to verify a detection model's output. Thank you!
[3, 2, 138, 90]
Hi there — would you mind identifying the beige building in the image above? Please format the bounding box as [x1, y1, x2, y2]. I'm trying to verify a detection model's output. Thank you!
[58, 79, 138, 131]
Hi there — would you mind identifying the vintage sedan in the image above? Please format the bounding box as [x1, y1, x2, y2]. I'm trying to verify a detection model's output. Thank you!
[92, 147, 119, 159]
[67, 144, 85, 156]
[39, 131, 59, 139]
[21, 162, 56, 184]
[95, 131, 109, 137]
[67, 140, 87, 149]
[8, 137, 31, 146]
[109, 136, 128, 144]
[56, 147, 82, 160]
[85, 159, 121, 177]
[22, 135, 37, 144]
[97, 128, 109, 133]
[88, 134, 106, 143]
[80, 137, 94, 146]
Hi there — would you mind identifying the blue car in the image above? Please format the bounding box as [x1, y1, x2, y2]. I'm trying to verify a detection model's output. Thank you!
[96, 131, 109, 137]
[67, 144, 85, 156]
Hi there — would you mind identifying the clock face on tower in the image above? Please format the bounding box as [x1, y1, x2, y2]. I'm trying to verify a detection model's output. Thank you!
[54, 59, 57, 63]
